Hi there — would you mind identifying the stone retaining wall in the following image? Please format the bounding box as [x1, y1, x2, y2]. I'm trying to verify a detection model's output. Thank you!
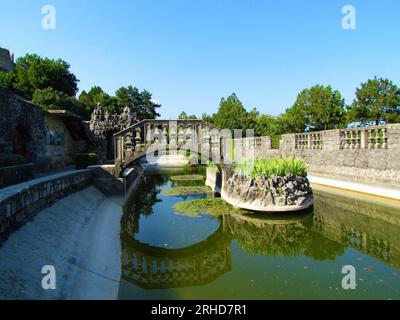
[0, 170, 92, 237]
[0, 163, 34, 188]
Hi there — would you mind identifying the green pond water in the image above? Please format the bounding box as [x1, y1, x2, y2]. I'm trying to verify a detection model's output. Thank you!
[118, 166, 400, 300]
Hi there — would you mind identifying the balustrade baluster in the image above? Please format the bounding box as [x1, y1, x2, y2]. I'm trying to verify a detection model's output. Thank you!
[135, 127, 141, 152]
[368, 129, 374, 149]
[382, 128, 388, 149]
[375, 128, 382, 149]
[361, 129, 367, 149]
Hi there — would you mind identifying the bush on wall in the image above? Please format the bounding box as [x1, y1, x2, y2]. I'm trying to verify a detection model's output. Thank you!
[75, 153, 98, 169]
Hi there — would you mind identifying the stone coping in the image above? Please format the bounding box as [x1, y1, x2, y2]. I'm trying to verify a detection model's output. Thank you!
[0, 169, 91, 202]
[0, 163, 34, 170]
[308, 175, 400, 201]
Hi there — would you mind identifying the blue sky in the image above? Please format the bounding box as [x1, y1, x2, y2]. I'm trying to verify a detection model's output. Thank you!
[1, 0, 399, 118]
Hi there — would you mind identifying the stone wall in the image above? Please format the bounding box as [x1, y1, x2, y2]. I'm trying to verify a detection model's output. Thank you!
[0, 89, 92, 173]
[0, 170, 92, 238]
[0, 48, 14, 72]
[0, 163, 34, 189]
[44, 113, 87, 169]
[248, 124, 400, 188]
[0, 89, 46, 167]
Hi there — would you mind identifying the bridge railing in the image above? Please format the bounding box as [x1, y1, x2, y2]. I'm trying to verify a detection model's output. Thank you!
[113, 119, 223, 168]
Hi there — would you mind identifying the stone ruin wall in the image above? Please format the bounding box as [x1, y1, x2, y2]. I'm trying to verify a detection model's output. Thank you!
[0, 90, 90, 172]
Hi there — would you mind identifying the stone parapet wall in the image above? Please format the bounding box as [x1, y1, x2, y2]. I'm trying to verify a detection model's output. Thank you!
[0, 90, 95, 174]
[0, 163, 34, 189]
[0, 170, 92, 237]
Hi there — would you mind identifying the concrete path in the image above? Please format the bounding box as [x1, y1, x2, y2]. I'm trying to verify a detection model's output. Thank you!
[0, 187, 124, 300]
[309, 175, 400, 200]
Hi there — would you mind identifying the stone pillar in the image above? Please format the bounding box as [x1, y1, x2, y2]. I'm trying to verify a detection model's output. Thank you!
[361, 129, 368, 149]
[135, 128, 141, 152]
[146, 123, 152, 145]
[154, 126, 160, 144]
[169, 121, 177, 148]
[161, 123, 168, 145]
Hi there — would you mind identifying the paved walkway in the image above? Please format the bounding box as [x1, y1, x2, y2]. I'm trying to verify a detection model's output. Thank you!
[0, 186, 124, 300]
[308, 175, 400, 201]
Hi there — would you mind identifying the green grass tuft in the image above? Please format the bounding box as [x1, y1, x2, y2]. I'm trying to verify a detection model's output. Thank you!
[234, 157, 307, 180]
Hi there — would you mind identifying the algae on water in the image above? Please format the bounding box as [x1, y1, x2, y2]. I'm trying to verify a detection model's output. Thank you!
[161, 186, 213, 196]
[173, 198, 247, 217]
[170, 174, 205, 181]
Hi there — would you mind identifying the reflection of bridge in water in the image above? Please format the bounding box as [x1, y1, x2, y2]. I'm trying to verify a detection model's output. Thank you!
[121, 218, 231, 289]
[121, 182, 400, 290]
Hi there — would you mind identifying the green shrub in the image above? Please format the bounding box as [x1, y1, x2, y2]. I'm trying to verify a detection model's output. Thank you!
[0, 153, 28, 168]
[234, 157, 307, 179]
[75, 153, 98, 169]
[207, 161, 218, 170]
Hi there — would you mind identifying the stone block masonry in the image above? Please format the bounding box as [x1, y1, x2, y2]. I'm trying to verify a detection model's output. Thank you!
[0, 170, 93, 238]
[0, 89, 93, 173]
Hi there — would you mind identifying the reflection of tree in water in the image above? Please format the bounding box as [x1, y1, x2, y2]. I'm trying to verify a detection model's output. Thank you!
[122, 173, 166, 236]
[225, 212, 345, 259]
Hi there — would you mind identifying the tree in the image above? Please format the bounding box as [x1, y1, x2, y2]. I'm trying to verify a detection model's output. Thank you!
[79, 86, 118, 117]
[209, 93, 248, 132]
[280, 85, 346, 132]
[32, 88, 66, 111]
[254, 114, 280, 136]
[115, 85, 160, 120]
[201, 112, 214, 123]
[32, 87, 88, 119]
[347, 77, 400, 125]
[7, 54, 78, 99]
[178, 111, 197, 120]
[0, 71, 14, 91]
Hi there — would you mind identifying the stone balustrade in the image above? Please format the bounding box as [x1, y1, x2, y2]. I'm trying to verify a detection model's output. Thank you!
[290, 125, 396, 151]
[263, 124, 400, 188]
[295, 132, 323, 150]
[340, 126, 388, 150]
[113, 119, 221, 168]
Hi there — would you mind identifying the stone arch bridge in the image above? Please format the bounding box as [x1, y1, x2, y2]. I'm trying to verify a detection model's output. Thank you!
[113, 119, 224, 173]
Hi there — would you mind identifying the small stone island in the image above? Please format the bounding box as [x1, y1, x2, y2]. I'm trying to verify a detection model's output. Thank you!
[206, 158, 313, 212]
